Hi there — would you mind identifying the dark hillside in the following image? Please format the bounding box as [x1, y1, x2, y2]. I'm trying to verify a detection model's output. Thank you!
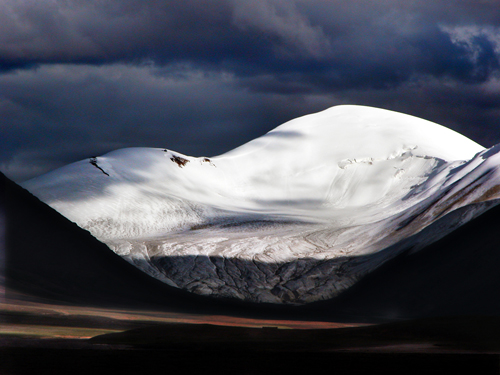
[1, 172, 218, 311]
[4, 170, 500, 322]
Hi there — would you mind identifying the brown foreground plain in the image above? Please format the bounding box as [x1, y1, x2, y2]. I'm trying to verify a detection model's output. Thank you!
[2, 289, 500, 375]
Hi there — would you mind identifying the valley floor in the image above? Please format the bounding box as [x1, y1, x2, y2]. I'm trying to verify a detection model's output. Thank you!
[2, 288, 500, 375]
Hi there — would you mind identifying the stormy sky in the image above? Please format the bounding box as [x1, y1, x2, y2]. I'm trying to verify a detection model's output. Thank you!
[1, 0, 500, 182]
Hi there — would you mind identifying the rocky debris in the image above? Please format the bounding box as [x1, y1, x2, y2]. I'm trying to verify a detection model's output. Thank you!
[89, 157, 109, 176]
[202, 157, 216, 167]
[128, 252, 367, 304]
[170, 154, 190, 168]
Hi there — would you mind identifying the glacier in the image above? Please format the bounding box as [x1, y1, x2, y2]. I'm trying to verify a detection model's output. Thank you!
[23, 105, 500, 304]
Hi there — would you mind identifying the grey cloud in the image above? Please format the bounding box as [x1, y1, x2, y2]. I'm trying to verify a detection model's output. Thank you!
[1, 64, 324, 182]
[231, 0, 331, 58]
[0, 0, 243, 66]
[2, 1, 500, 182]
[2, 0, 499, 90]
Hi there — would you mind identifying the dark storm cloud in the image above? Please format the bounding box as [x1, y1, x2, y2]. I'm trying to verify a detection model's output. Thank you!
[2, 0, 500, 181]
[0, 64, 330, 181]
[2, 0, 499, 88]
[0, 0, 269, 70]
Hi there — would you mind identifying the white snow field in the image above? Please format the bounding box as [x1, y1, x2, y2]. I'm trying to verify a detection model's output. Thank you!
[23, 105, 500, 303]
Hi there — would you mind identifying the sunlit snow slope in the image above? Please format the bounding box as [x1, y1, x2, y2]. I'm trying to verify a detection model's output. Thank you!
[23, 105, 500, 304]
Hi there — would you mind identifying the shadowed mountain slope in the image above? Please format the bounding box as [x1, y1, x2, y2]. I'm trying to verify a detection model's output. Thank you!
[4, 169, 500, 321]
[304, 200, 500, 321]
[1, 171, 234, 312]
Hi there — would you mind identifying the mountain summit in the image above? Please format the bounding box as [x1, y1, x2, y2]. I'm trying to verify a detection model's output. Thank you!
[23, 105, 500, 304]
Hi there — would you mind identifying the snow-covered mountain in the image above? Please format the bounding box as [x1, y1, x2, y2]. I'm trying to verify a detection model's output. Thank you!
[23, 105, 500, 304]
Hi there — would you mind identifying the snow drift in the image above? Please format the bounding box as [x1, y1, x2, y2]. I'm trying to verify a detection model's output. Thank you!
[23, 105, 500, 304]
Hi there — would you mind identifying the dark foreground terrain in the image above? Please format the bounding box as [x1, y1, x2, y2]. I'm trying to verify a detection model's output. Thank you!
[3, 342, 498, 375]
[2, 294, 500, 375]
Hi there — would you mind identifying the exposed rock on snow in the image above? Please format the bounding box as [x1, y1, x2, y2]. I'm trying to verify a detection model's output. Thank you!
[23, 105, 500, 304]
[89, 157, 110, 176]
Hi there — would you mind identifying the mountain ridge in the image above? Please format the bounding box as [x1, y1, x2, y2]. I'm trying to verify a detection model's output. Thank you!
[4, 170, 500, 320]
[18, 105, 500, 304]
